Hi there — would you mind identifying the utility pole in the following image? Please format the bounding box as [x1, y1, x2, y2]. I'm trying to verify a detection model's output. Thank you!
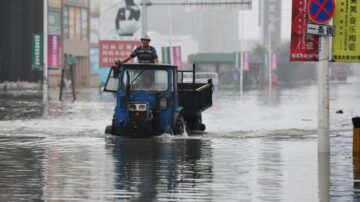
[141, 0, 151, 36]
[43, 0, 48, 104]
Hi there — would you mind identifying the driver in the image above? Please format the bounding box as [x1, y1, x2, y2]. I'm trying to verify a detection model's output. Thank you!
[115, 35, 159, 65]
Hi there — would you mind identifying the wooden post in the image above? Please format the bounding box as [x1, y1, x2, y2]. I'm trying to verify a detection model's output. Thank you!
[353, 117, 360, 157]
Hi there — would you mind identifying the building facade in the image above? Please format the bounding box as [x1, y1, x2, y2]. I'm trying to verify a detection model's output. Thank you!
[48, 0, 91, 88]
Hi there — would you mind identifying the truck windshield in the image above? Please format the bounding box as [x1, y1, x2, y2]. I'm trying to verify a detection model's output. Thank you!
[122, 69, 169, 91]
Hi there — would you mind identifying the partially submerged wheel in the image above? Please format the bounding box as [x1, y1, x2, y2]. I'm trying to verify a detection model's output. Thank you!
[185, 113, 205, 132]
[173, 115, 185, 135]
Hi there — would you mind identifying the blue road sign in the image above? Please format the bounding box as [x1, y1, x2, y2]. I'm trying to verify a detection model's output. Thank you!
[308, 0, 335, 24]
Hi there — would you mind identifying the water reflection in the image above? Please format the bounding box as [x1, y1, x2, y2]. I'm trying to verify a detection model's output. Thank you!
[354, 158, 360, 201]
[107, 137, 213, 201]
[0, 94, 43, 120]
[0, 137, 44, 201]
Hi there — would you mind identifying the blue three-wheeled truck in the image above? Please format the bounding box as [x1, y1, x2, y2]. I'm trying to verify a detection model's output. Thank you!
[103, 63, 213, 137]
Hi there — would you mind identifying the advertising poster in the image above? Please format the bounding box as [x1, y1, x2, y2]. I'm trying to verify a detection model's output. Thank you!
[100, 0, 141, 39]
[290, 0, 319, 61]
[332, 0, 360, 62]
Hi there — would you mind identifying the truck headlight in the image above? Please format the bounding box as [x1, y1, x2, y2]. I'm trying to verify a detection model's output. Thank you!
[138, 104, 147, 111]
[129, 104, 137, 111]
[159, 97, 168, 110]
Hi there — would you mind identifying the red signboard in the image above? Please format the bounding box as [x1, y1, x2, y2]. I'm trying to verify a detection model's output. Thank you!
[290, 0, 319, 61]
[99, 40, 140, 67]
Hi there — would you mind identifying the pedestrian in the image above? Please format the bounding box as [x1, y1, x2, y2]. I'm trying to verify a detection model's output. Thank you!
[115, 35, 159, 65]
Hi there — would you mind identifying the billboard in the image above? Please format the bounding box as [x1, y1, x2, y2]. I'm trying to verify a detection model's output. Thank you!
[290, 0, 319, 61]
[99, 40, 140, 67]
[332, 0, 360, 62]
[100, 0, 141, 39]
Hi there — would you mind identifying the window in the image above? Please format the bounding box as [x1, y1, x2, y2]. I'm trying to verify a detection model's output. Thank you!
[122, 69, 169, 92]
[64, 5, 88, 40]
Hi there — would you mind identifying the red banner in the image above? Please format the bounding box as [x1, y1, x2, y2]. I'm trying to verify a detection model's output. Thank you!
[172, 46, 182, 68]
[272, 53, 277, 70]
[99, 40, 140, 67]
[48, 35, 60, 68]
[290, 0, 319, 61]
[243, 51, 249, 71]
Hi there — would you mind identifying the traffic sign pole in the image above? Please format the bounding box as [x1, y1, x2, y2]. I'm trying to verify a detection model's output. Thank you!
[307, 0, 335, 154]
[318, 34, 330, 154]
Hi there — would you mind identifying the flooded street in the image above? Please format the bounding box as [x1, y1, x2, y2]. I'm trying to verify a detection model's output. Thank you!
[0, 79, 360, 201]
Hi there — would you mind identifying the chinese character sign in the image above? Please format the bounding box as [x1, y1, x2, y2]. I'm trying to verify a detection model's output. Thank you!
[99, 40, 140, 67]
[290, 0, 319, 61]
[332, 0, 360, 62]
[32, 34, 43, 70]
[48, 35, 60, 67]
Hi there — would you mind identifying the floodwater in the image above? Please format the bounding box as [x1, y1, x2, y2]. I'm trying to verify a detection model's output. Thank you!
[0, 79, 360, 201]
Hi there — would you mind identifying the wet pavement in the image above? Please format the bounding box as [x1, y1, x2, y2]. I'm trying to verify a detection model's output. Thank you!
[0, 79, 360, 201]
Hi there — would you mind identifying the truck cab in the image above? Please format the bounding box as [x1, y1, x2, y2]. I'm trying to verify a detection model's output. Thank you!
[104, 64, 213, 137]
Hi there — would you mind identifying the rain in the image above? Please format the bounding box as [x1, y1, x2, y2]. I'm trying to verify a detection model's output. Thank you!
[0, 0, 360, 201]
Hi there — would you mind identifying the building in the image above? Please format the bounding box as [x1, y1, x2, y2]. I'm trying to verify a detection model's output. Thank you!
[0, 0, 92, 88]
[0, 0, 44, 83]
[48, 0, 91, 88]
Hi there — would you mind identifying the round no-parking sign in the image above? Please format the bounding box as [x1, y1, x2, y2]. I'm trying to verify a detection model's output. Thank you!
[308, 0, 336, 24]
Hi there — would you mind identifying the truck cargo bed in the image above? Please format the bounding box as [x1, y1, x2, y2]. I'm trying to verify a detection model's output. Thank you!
[178, 82, 213, 114]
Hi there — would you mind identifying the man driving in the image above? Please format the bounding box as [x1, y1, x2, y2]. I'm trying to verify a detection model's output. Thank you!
[115, 35, 159, 65]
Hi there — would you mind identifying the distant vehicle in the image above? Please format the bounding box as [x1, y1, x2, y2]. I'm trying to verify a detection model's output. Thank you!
[179, 72, 218, 87]
[331, 64, 348, 81]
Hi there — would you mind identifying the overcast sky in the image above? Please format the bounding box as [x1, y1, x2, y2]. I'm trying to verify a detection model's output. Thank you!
[241, 0, 292, 41]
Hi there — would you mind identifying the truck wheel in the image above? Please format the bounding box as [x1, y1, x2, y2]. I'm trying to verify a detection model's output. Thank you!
[199, 123, 206, 131]
[173, 115, 185, 135]
[105, 125, 113, 134]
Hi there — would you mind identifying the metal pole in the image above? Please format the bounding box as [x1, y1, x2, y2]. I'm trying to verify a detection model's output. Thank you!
[43, 0, 48, 104]
[167, 4, 172, 64]
[240, 11, 244, 95]
[268, 25, 272, 91]
[318, 35, 330, 154]
[59, 0, 64, 101]
[141, 0, 149, 36]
